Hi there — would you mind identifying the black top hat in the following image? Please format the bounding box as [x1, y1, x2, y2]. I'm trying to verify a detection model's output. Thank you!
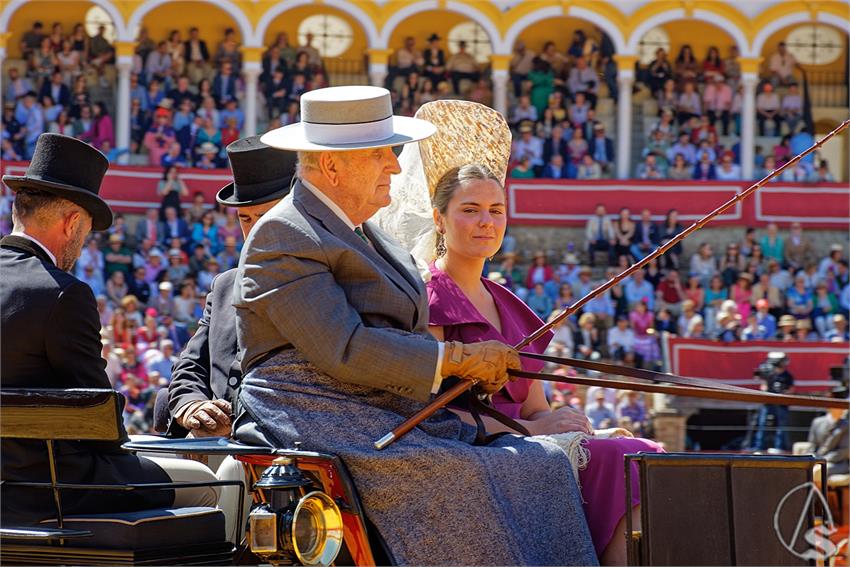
[216, 136, 297, 207]
[427, 33, 441, 42]
[2, 133, 113, 230]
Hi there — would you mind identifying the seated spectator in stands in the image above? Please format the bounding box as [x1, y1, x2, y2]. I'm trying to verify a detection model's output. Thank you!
[212, 61, 238, 105]
[741, 312, 770, 341]
[656, 269, 685, 316]
[36, 95, 59, 127]
[526, 283, 554, 321]
[80, 102, 114, 150]
[566, 127, 588, 165]
[810, 160, 834, 183]
[793, 318, 817, 342]
[660, 153, 690, 182]
[586, 390, 616, 429]
[668, 132, 696, 166]
[756, 83, 781, 136]
[702, 75, 732, 136]
[511, 123, 544, 167]
[509, 40, 535, 97]
[607, 315, 635, 362]
[510, 94, 538, 126]
[715, 151, 741, 180]
[31, 36, 57, 86]
[817, 244, 845, 281]
[784, 221, 813, 271]
[445, 41, 479, 95]
[624, 268, 654, 310]
[567, 55, 597, 107]
[730, 272, 754, 320]
[574, 312, 602, 361]
[261, 45, 288, 85]
[159, 205, 189, 248]
[220, 116, 240, 149]
[165, 249, 190, 284]
[629, 209, 659, 261]
[145, 41, 172, 85]
[389, 36, 424, 85]
[812, 281, 839, 337]
[768, 41, 799, 87]
[692, 150, 717, 181]
[585, 204, 615, 267]
[128, 265, 152, 306]
[184, 26, 210, 83]
[191, 210, 220, 255]
[421, 33, 446, 87]
[587, 123, 614, 172]
[1, 138, 22, 161]
[265, 68, 288, 118]
[778, 83, 804, 134]
[72, 103, 94, 139]
[143, 109, 175, 166]
[576, 154, 602, 180]
[195, 257, 219, 292]
[645, 129, 671, 169]
[167, 76, 196, 108]
[568, 91, 590, 128]
[690, 114, 716, 145]
[106, 270, 129, 308]
[220, 98, 245, 131]
[39, 70, 71, 108]
[78, 262, 105, 297]
[6, 68, 34, 107]
[702, 46, 724, 82]
[542, 124, 568, 163]
[676, 81, 701, 126]
[540, 153, 570, 179]
[647, 48, 672, 95]
[673, 44, 699, 86]
[19, 91, 44, 159]
[636, 152, 666, 180]
[759, 222, 784, 264]
[690, 242, 717, 288]
[297, 31, 322, 70]
[509, 156, 535, 179]
[104, 233, 133, 279]
[826, 314, 849, 341]
[215, 28, 242, 71]
[786, 272, 814, 320]
[657, 79, 678, 119]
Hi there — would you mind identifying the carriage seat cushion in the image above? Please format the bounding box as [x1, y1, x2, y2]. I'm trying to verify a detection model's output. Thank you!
[39, 507, 225, 549]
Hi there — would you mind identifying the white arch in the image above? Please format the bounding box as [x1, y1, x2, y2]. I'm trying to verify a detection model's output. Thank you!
[0, 0, 126, 39]
[254, 0, 380, 49]
[750, 12, 812, 57]
[378, 0, 502, 51]
[126, 0, 253, 45]
[501, 5, 626, 55]
[626, 8, 749, 56]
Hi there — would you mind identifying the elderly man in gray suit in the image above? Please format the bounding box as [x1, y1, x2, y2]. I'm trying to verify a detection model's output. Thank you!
[233, 86, 597, 565]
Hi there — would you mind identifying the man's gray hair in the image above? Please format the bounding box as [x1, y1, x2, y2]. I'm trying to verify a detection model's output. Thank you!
[11, 189, 86, 230]
[296, 151, 322, 177]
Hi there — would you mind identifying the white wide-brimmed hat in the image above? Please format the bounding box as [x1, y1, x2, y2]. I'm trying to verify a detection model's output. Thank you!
[260, 86, 436, 151]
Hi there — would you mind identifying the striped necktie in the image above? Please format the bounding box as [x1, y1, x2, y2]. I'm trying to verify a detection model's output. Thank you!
[354, 226, 370, 245]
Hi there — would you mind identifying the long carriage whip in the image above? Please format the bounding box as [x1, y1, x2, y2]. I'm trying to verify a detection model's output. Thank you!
[375, 118, 850, 450]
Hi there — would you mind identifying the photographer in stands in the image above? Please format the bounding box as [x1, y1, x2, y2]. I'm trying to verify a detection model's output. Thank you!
[751, 352, 795, 451]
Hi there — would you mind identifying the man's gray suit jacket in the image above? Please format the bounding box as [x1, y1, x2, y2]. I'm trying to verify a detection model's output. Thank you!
[234, 180, 439, 402]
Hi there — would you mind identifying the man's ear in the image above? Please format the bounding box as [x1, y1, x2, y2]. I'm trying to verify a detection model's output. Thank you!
[63, 209, 82, 238]
[319, 152, 340, 187]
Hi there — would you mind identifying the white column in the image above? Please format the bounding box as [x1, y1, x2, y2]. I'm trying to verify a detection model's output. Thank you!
[115, 57, 133, 165]
[491, 69, 509, 117]
[616, 70, 634, 179]
[368, 63, 387, 88]
[741, 73, 758, 180]
[0, 47, 6, 115]
[242, 63, 261, 137]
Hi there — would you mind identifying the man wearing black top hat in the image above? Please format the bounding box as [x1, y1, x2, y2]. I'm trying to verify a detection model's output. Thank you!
[166, 136, 297, 439]
[0, 133, 219, 525]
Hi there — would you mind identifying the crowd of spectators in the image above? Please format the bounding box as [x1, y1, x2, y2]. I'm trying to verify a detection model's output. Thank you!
[2, 20, 331, 169]
[493, 208, 849, 377]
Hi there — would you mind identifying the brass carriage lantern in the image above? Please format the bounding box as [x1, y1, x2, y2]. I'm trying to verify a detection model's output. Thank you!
[248, 456, 344, 565]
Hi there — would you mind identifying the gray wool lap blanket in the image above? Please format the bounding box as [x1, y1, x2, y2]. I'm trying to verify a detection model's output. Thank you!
[237, 350, 599, 566]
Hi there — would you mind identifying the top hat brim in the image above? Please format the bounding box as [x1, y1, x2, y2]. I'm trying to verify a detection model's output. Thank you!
[216, 178, 293, 207]
[2, 175, 113, 231]
[260, 116, 436, 152]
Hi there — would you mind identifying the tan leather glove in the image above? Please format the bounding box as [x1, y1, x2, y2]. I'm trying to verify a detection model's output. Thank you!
[441, 340, 521, 395]
[175, 399, 232, 437]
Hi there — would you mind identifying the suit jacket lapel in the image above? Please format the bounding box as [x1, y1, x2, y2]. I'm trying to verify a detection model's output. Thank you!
[292, 182, 421, 306]
[0, 235, 55, 266]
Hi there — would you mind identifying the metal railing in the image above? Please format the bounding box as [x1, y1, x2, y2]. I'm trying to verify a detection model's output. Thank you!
[802, 70, 848, 108]
[323, 58, 368, 86]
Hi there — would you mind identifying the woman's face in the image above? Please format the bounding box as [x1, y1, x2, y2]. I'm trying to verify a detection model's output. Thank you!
[435, 179, 506, 261]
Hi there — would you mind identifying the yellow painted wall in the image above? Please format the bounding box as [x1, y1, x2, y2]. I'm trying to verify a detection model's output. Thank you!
[513, 17, 596, 53]
[386, 9, 472, 52]
[759, 23, 847, 75]
[7, 2, 94, 59]
[260, 5, 367, 62]
[138, 2, 244, 45]
[661, 20, 735, 60]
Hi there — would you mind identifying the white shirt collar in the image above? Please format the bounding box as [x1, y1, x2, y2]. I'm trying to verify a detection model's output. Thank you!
[300, 178, 358, 231]
[11, 231, 58, 266]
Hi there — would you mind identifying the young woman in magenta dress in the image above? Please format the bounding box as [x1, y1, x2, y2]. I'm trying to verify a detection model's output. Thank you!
[425, 164, 663, 565]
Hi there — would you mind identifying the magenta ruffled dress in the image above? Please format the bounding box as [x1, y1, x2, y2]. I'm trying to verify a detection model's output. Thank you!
[426, 264, 664, 557]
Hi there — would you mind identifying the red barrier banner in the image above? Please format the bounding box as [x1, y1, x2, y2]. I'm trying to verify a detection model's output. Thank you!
[507, 179, 850, 229]
[1, 161, 231, 214]
[2, 161, 848, 227]
[662, 336, 848, 393]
